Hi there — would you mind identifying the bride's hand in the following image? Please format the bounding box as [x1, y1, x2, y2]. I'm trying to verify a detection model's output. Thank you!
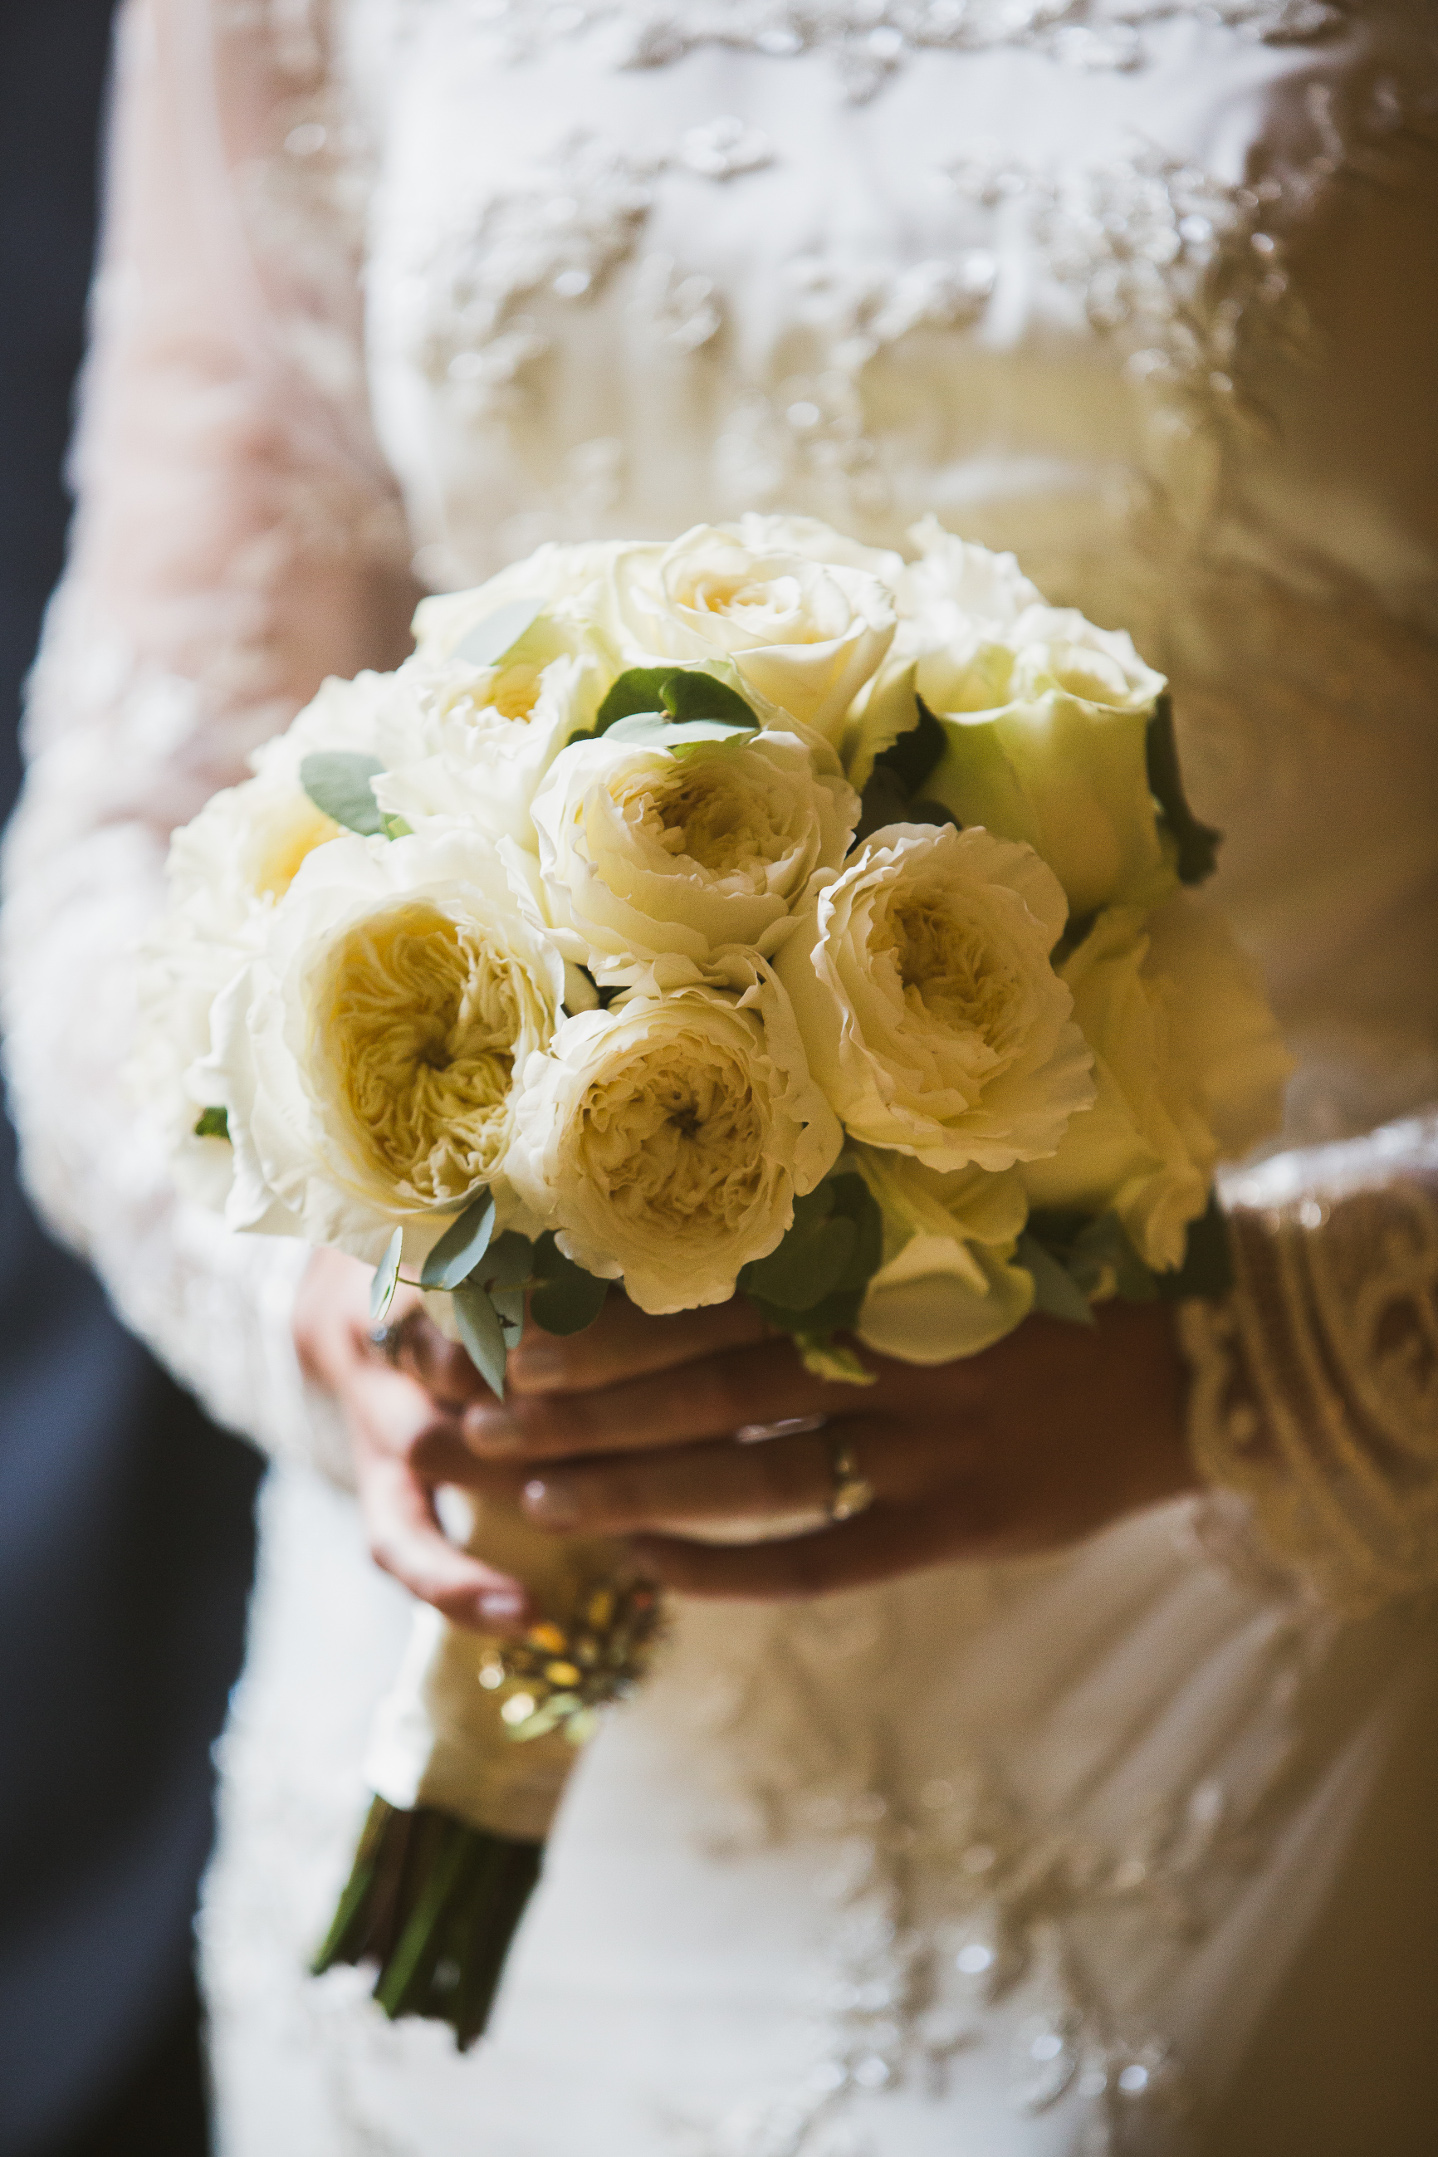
[458, 1292, 1198, 1600]
[293, 1247, 534, 1629]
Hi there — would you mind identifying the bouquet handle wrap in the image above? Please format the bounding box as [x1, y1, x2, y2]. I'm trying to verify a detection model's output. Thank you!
[365, 1500, 622, 1837]
[315, 1499, 649, 2045]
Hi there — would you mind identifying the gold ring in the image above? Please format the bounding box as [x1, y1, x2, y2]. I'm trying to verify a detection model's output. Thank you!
[826, 1433, 874, 1524]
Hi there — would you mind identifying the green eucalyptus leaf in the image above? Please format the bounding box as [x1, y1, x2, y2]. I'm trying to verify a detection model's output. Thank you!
[1027, 1208, 1157, 1304]
[592, 666, 679, 735]
[452, 1279, 509, 1397]
[420, 1193, 497, 1292]
[602, 712, 756, 755]
[659, 670, 756, 727]
[530, 1233, 608, 1336]
[482, 1230, 536, 1291]
[1145, 694, 1222, 884]
[853, 765, 914, 845]
[742, 1171, 884, 1349]
[740, 1218, 858, 1311]
[452, 599, 543, 670]
[490, 1284, 527, 1335]
[300, 752, 388, 838]
[874, 695, 948, 797]
[369, 1228, 404, 1328]
[1015, 1231, 1096, 1326]
[590, 665, 759, 741]
[796, 1336, 876, 1386]
[193, 1105, 229, 1141]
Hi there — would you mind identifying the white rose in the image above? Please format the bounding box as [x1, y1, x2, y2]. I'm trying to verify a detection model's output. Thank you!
[899, 516, 1045, 637]
[375, 637, 609, 849]
[911, 591, 1172, 919]
[845, 521, 1042, 786]
[409, 542, 636, 667]
[851, 1147, 1034, 1363]
[1023, 895, 1292, 1270]
[136, 668, 407, 1201]
[775, 822, 1095, 1173]
[607, 523, 896, 743]
[530, 718, 858, 984]
[723, 512, 906, 585]
[204, 830, 572, 1262]
[507, 961, 842, 1312]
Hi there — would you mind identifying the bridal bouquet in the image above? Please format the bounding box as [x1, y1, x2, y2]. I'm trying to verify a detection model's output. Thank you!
[140, 513, 1289, 2042]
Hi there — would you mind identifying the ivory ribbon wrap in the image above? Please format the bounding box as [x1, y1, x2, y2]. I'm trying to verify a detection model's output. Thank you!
[363, 1497, 624, 1841]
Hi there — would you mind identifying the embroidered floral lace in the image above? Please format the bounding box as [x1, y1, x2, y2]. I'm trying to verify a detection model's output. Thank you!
[4, 1, 1437, 2150]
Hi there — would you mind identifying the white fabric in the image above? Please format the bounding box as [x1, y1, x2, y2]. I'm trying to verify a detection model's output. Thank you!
[4, 0, 1438, 2151]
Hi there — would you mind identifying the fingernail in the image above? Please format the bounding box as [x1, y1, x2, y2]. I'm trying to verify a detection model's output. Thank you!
[479, 1591, 524, 1623]
[522, 1476, 580, 1528]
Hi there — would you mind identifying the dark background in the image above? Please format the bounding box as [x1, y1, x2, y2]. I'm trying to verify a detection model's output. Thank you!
[0, 7, 260, 2152]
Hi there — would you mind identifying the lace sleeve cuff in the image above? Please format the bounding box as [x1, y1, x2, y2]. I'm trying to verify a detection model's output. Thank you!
[1179, 1112, 1438, 1612]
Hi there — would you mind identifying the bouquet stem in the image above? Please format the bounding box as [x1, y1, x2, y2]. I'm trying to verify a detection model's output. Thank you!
[312, 1795, 543, 2048]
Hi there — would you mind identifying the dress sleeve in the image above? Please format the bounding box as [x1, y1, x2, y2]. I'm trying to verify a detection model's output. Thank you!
[0, 0, 419, 1475]
[1180, 1112, 1438, 1612]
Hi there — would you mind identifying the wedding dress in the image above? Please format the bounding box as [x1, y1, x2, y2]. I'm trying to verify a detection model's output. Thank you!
[4, 1, 1437, 2151]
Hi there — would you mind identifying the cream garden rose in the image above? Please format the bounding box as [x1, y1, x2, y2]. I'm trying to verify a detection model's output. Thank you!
[606, 522, 896, 743]
[135, 668, 412, 1202]
[507, 962, 841, 1312]
[203, 830, 574, 1263]
[776, 822, 1095, 1173]
[1023, 895, 1292, 1269]
[375, 634, 608, 848]
[530, 719, 858, 984]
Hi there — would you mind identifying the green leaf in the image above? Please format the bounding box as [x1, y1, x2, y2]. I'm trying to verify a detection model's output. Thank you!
[592, 666, 680, 735]
[602, 712, 756, 756]
[452, 1279, 509, 1397]
[1145, 694, 1222, 885]
[1156, 1193, 1234, 1301]
[1027, 1208, 1158, 1304]
[659, 669, 756, 727]
[482, 1230, 535, 1290]
[300, 751, 388, 837]
[452, 599, 543, 670]
[419, 1192, 497, 1292]
[530, 1233, 609, 1336]
[740, 1216, 858, 1311]
[795, 1336, 876, 1386]
[590, 665, 758, 740]
[741, 1171, 884, 1349]
[855, 697, 950, 842]
[490, 1284, 527, 1336]
[875, 695, 948, 796]
[193, 1105, 229, 1141]
[370, 1228, 404, 1327]
[1015, 1230, 1097, 1326]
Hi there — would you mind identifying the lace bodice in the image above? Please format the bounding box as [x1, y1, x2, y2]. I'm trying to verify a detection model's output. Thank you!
[5, 0, 1435, 1604]
[7, 9, 1437, 2154]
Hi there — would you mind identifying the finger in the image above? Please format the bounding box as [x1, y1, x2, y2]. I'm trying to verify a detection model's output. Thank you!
[515, 1415, 949, 1535]
[627, 1498, 971, 1601]
[464, 1335, 878, 1463]
[516, 1426, 833, 1534]
[379, 1303, 492, 1410]
[354, 1445, 532, 1631]
[507, 1295, 767, 1397]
